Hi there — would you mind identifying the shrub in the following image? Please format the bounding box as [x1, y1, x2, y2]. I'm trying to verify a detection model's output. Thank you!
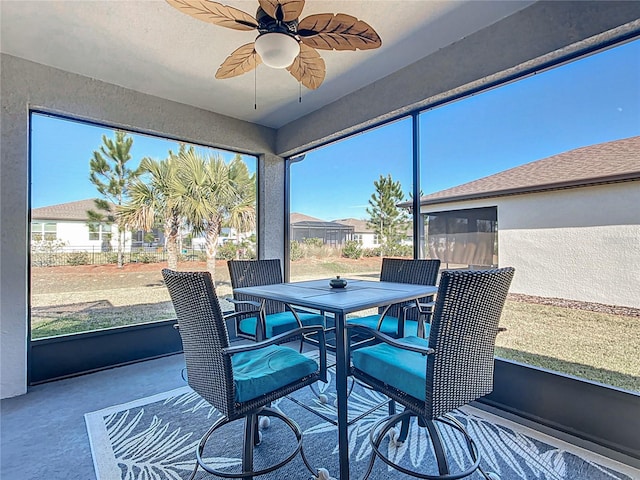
[342, 240, 362, 259]
[104, 252, 119, 264]
[363, 247, 382, 258]
[237, 242, 256, 260]
[290, 241, 303, 261]
[303, 237, 323, 248]
[131, 252, 158, 264]
[66, 251, 90, 266]
[31, 239, 68, 267]
[216, 242, 237, 260]
[384, 243, 413, 258]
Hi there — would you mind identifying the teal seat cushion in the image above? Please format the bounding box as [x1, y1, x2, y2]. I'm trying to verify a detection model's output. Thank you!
[238, 311, 325, 338]
[405, 321, 431, 338]
[231, 345, 318, 403]
[347, 314, 401, 336]
[348, 316, 432, 338]
[351, 336, 429, 401]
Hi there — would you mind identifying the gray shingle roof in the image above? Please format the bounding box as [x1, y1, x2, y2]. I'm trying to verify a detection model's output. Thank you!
[412, 136, 640, 207]
[290, 212, 324, 223]
[32, 199, 113, 221]
[333, 218, 374, 233]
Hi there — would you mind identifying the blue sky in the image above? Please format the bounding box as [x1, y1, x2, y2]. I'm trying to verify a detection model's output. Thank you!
[291, 38, 639, 220]
[30, 119, 256, 208]
[32, 39, 639, 220]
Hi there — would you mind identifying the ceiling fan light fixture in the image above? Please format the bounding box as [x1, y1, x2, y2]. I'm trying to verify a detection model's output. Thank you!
[254, 32, 300, 69]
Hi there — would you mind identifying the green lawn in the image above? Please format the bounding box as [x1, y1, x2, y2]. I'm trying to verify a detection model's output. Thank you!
[30, 260, 639, 393]
[496, 301, 639, 392]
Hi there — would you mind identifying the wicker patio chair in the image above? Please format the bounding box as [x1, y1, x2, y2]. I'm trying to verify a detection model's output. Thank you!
[348, 258, 441, 339]
[227, 259, 326, 342]
[162, 269, 328, 480]
[349, 267, 515, 480]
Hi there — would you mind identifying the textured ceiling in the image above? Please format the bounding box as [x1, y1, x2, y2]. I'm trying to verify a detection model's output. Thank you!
[0, 1, 533, 128]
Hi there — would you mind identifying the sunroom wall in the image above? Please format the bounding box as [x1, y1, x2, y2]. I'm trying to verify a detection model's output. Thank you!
[0, 54, 282, 399]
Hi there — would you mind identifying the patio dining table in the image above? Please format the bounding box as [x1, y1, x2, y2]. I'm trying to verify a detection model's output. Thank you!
[233, 278, 438, 480]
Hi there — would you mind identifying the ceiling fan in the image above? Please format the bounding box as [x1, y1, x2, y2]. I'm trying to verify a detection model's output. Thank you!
[166, 0, 382, 90]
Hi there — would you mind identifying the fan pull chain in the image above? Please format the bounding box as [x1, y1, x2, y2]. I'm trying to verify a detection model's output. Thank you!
[254, 66, 257, 110]
[298, 56, 302, 103]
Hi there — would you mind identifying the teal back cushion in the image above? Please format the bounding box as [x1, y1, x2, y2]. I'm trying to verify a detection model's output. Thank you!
[239, 311, 324, 338]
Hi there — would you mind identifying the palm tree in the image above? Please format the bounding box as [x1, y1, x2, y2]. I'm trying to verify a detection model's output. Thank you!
[173, 149, 256, 278]
[118, 148, 256, 277]
[226, 155, 257, 250]
[117, 154, 183, 270]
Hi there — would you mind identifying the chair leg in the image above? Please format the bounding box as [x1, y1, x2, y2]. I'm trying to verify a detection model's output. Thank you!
[388, 399, 396, 415]
[397, 415, 410, 444]
[243, 414, 257, 480]
[195, 408, 307, 479]
[366, 410, 485, 480]
[425, 420, 449, 476]
[252, 415, 262, 446]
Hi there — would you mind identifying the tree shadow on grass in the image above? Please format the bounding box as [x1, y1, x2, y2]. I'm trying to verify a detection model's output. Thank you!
[31, 300, 175, 339]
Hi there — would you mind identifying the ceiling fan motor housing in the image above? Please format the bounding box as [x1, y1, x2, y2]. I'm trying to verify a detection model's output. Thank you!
[256, 7, 299, 38]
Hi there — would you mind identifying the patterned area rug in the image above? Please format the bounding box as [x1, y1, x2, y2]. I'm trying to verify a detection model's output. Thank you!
[85, 362, 636, 480]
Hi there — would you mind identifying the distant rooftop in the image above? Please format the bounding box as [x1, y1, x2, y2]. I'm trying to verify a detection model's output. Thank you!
[290, 212, 324, 224]
[31, 199, 111, 221]
[403, 136, 640, 207]
[333, 218, 374, 233]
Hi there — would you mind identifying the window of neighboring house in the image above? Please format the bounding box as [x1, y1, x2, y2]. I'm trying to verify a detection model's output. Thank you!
[31, 222, 57, 241]
[30, 112, 257, 340]
[88, 223, 112, 241]
[372, 234, 380, 246]
[352, 234, 363, 244]
[424, 207, 497, 269]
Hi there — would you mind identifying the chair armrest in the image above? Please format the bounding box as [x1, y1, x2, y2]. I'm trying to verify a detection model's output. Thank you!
[227, 298, 262, 309]
[416, 301, 435, 312]
[223, 325, 325, 355]
[222, 310, 261, 321]
[346, 324, 434, 355]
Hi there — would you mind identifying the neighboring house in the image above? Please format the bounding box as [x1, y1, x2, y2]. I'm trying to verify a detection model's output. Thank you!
[333, 218, 380, 248]
[191, 227, 253, 250]
[31, 199, 133, 252]
[404, 136, 640, 309]
[290, 213, 354, 247]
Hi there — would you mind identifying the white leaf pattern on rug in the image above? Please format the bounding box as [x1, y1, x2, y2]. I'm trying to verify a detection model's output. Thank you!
[106, 410, 202, 479]
[85, 372, 636, 480]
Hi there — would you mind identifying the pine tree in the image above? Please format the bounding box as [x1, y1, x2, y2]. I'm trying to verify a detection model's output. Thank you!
[366, 174, 409, 255]
[87, 131, 141, 268]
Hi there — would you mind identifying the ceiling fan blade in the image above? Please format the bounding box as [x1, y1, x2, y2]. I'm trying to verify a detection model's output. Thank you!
[166, 0, 258, 31]
[258, 0, 305, 22]
[216, 43, 262, 79]
[286, 43, 326, 90]
[298, 13, 382, 51]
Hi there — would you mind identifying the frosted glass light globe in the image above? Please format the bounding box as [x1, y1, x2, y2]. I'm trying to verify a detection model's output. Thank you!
[254, 33, 300, 69]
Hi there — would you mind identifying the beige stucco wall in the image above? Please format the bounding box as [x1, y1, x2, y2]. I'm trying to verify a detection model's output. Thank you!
[500, 183, 640, 308]
[0, 54, 282, 399]
[421, 182, 640, 309]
